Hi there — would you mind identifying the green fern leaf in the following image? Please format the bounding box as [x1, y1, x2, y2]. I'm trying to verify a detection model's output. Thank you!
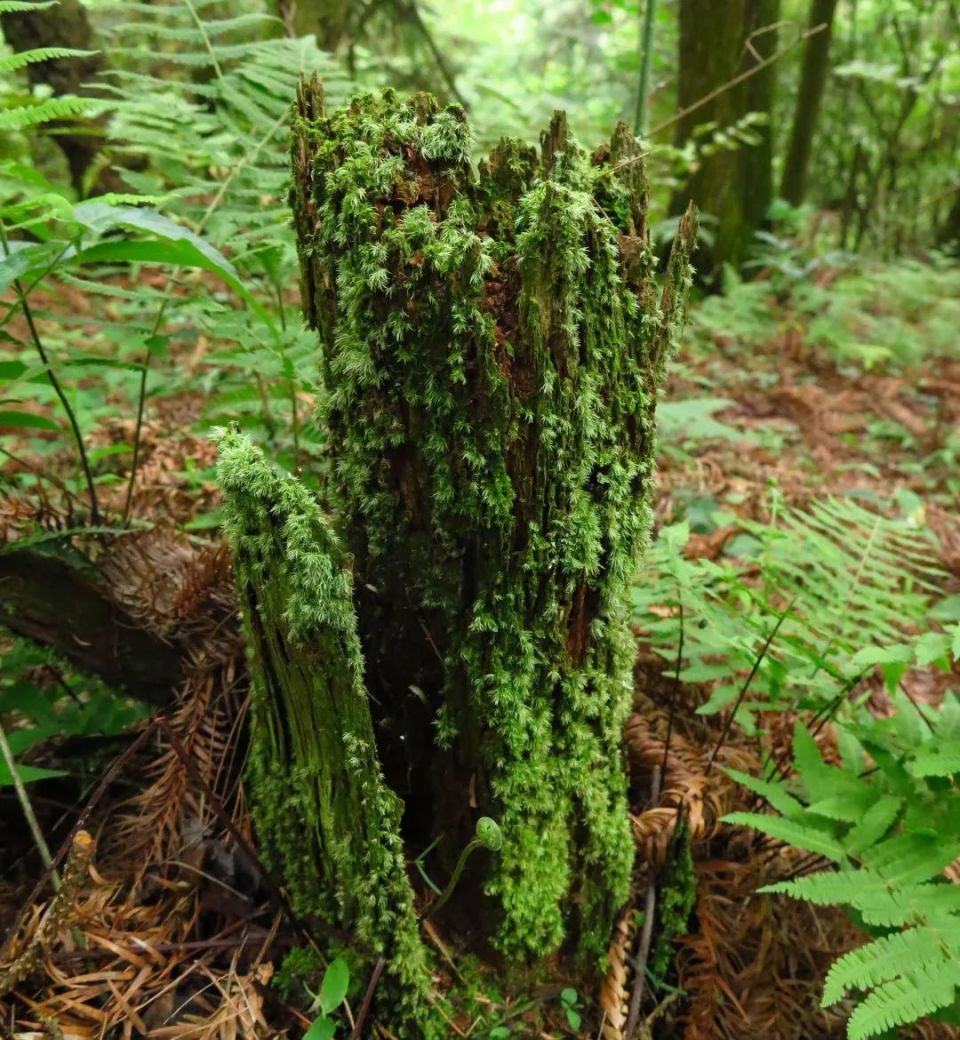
[0, 96, 110, 133]
[723, 768, 806, 817]
[763, 868, 878, 906]
[0, 0, 56, 10]
[863, 833, 960, 886]
[822, 925, 950, 1006]
[844, 794, 902, 856]
[912, 739, 960, 777]
[722, 811, 846, 862]
[0, 47, 98, 75]
[846, 960, 960, 1040]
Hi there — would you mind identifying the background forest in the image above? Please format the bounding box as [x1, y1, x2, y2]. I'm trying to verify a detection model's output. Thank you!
[0, 1, 959, 1039]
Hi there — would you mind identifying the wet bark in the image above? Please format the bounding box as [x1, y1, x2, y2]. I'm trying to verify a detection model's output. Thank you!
[672, 0, 780, 278]
[0, 0, 118, 194]
[781, 0, 840, 207]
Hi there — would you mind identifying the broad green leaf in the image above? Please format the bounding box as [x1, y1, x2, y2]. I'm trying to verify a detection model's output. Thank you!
[72, 202, 238, 278]
[319, 957, 349, 1016]
[72, 239, 276, 334]
[303, 1017, 335, 1040]
[0, 762, 66, 786]
[0, 409, 60, 431]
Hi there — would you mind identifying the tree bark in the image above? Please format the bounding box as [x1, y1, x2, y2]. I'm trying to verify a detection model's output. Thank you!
[0, 0, 117, 195]
[273, 0, 353, 51]
[0, 545, 181, 704]
[671, 0, 780, 277]
[215, 430, 433, 1033]
[289, 81, 696, 968]
[938, 186, 960, 255]
[780, 0, 840, 207]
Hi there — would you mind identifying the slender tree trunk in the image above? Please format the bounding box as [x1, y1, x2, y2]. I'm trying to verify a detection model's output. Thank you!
[287, 80, 696, 970]
[671, 0, 780, 277]
[937, 186, 960, 255]
[780, 0, 840, 207]
[274, 0, 353, 51]
[0, 0, 117, 194]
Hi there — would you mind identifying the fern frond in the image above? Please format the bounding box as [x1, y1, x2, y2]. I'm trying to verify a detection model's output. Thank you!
[724, 767, 805, 817]
[912, 739, 960, 777]
[822, 925, 951, 1006]
[844, 794, 901, 855]
[0, 0, 56, 10]
[0, 48, 98, 75]
[846, 960, 960, 1040]
[862, 833, 960, 886]
[763, 868, 878, 906]
[721, 811, 846, 862]
[0, 96, 110, 133]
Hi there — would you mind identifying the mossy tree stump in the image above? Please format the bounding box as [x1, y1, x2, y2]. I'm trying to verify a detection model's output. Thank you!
[284, 80, 696, 969]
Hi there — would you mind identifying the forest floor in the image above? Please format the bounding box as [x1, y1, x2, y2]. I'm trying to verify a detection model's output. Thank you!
[1, 257, 958, 1039]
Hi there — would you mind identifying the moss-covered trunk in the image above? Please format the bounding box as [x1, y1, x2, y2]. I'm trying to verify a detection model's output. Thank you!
[289, 81, 695, 967]
[780, 0, 840, 207]
[672, 0, 779, 277]
[215, 429, 433, 1031]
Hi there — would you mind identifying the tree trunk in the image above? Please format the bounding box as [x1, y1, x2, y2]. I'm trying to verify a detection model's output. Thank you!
[938, 186, 960, 255]
[671, 0, 780, 278]
[215, 429, 434, 1032]
[274, 0, 353, 51]
[0, 0, 117, 195]
[285, 80, 696, 972]
[780, 0, 840, 207]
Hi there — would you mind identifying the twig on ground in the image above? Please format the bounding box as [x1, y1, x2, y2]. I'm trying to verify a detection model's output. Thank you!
[624, 764, 662, 1039]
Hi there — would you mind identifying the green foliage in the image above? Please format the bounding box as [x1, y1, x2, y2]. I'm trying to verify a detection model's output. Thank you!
[634, 492, 945, 729]
[730, 693, 960, 1039]
[689, 257, 960, 371]
[304, 957, 350, 1040]
[649, 814, 696, 987]
[0, 0, 354, 507]
[0, 638, 146, 786]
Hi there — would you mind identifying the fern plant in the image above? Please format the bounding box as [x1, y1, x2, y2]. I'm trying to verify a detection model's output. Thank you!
[724, 689, 960, 1039]
[633, 491, 945, 729]
[1, 0, 353, 512]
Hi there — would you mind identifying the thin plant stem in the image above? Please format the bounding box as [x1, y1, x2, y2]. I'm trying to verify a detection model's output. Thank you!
[183, 0, 224, 80]
[122, 298, 170, 524]
[634, 0, 657, 137]
[0, 224, 100, 524]
[423, 839, 480, 919]
[705, 602, 793, 776]
[0, 720, 61, 892]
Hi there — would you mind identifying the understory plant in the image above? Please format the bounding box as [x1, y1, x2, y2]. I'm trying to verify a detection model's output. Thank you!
[727, 691, 960, 1040]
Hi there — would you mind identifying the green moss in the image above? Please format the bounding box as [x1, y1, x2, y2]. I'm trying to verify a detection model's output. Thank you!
[291, 82, 696, 969]
[215, 427, 440, 1037]
[650, 815, 697, 986]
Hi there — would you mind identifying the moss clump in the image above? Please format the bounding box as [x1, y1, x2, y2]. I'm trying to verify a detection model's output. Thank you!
[291, 81, 696, 968]
[650, 815, 697, 986]
[215, 427, 440, 1036]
